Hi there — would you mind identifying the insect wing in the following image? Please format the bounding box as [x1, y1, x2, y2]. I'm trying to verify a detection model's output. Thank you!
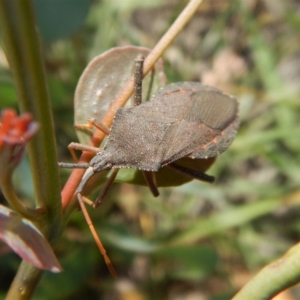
[186, 89, 239, 159]
[154, 82, 239, 164]
[104, 82, 239, 172]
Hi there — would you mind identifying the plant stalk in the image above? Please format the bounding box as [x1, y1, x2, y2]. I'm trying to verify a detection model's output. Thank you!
[0, 0, 63, 299]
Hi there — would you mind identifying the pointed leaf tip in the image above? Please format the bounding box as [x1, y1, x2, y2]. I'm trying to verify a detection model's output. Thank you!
[0, 205, 62, 272]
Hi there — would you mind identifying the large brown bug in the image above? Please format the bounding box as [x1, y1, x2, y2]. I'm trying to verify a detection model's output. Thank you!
[59, 56, 239, 276]
[65, 83, 239, 198]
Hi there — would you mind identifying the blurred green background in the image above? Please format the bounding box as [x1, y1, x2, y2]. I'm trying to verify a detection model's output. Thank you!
[1, 0, 300, 299]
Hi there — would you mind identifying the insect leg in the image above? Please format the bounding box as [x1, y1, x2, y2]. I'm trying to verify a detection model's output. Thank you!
[143, 171, 159, 197]
[73, 123, 94, 130]
[74, 117, 111, 136]
[93, 169, 119, 208]
[80, 195, 94, 206]
[77, 192, 117, 278]
[67, 142, 101, 162]
[167, 163, 215, 183]
[87, 118, 111, 135]
[134, 55, 144, 106]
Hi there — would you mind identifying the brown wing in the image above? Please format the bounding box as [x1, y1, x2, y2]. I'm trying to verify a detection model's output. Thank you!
[104, 82, 239, 171]
[160, 88, 239, 165]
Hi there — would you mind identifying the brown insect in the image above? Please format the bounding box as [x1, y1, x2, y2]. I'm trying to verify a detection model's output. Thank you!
[59, 56, 239, 276]
[72, 83, 239, 195]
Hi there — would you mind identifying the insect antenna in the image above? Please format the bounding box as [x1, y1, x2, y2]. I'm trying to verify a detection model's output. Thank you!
[58, 162, 89, 169]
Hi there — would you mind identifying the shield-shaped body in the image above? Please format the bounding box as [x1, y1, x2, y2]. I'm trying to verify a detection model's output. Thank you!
[100, 82, 239, 171]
